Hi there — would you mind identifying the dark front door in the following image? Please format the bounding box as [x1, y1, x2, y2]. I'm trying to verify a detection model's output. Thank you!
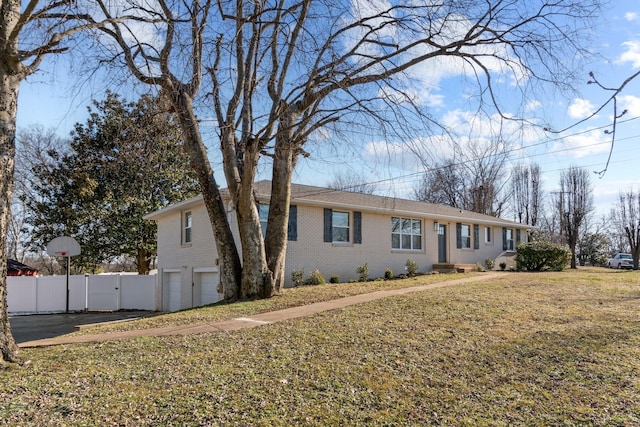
[438, 224, 447, 263]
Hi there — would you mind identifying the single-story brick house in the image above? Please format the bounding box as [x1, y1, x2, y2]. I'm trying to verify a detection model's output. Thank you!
[144, 181, 530, 311]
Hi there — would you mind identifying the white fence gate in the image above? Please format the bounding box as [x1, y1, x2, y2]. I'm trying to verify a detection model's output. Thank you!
[7, 274, 159, 314]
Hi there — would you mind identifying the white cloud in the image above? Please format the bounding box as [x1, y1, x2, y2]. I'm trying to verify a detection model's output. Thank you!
[402, 14, 528, 88]
[359, 107, 547, 174]
[378, 86, 444, 108]
[361, 139, 424, 171]
[567, 98, 595, 119]
[422, 92, 445, 108]
[619, 40, 640, 69]
[625, 12, 638, 22]
[344, 2, 528, 108]
[618, 95, 640, 117]
[551, 128, 609, 159]
[440, 109, 543, 145]
[525, 100, 542, 112]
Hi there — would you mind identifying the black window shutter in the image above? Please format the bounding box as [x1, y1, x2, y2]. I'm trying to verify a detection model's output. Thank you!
[287, 205, 297, 241]
[516, 229, 521, 245]
[474, 224, 479, 249]
[323, 208, 332, 242]
[502, 228, 507, 251]
[456, 223, 462, 249]
[354, 211, 362, 244]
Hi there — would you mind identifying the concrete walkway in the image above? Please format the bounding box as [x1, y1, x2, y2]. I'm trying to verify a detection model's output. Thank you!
[19, 273, 501, 348]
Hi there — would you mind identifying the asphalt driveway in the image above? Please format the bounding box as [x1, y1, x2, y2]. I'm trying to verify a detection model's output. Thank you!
[9, 311, 153, 344]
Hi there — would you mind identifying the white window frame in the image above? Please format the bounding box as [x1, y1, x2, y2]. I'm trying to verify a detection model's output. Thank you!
[183, 211, 193, 245]
[332, 211, 350, 243]
[505, 228, 514, 250]
[391, 217, 422, 251]
[485, 226, 492, 244]
[460, 224, 471, 249]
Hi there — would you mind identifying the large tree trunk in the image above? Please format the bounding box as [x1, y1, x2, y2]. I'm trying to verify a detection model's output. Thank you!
[218, 123, 273, 299]
[236, 148, 270, 300]
[625, 226, 640, 270]
[569, 234, 578, 269]
[264, 140, 297, 296]
[236, 182, 270, 299]
[170, 89, 241, 300]
[136, 247, 151, 275]
[0, 66, 21, 364]
[567, 213, 579, 269]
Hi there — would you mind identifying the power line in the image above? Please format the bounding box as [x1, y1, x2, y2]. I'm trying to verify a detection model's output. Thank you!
[298, 115, 640, 198]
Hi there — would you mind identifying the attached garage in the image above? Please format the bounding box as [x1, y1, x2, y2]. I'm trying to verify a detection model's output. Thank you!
[162, 270, 183, 312]
[193, 268, 221, 307]
[161, 268, 220, 312]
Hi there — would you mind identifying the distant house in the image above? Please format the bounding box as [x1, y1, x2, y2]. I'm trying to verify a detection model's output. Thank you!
[7, 259, 38, 276]
[145, 181, 530, 311]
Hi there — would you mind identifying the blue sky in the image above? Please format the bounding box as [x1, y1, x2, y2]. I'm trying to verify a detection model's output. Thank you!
[16, 2, 640, 220]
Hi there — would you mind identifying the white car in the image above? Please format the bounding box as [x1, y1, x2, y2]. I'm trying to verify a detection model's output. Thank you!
[607, 253, 633, 269]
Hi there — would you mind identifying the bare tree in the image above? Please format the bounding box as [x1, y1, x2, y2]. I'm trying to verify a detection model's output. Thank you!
[607, 207, 631, 254]
[92, 0, 601, 299]
[0, 1, 129, 365]
[93, 1, 244, 299]
[414, 160, 463, 207]
[6, 202, 25, 262]
[464, 139, 511, 216]
[558, 166, 594, 269]
[414, 138, 510, 216]
[576, 214, 610, 267]
[512, 162, 542, 227]
[327, 171, 377, 195]
[537, 194, 565, 244]
[8, 126, 67, 263]
[611, 189, 640, 269]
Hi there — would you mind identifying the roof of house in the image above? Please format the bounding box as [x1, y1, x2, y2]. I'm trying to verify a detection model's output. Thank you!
[8, 259, 38, 276]
[145, 180, 530, 228]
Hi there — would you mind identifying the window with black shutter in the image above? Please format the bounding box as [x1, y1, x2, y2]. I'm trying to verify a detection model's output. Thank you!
[323, 209, 361, 244]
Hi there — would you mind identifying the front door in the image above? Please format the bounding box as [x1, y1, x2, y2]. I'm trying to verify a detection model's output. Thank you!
[438, 224, 447, 263]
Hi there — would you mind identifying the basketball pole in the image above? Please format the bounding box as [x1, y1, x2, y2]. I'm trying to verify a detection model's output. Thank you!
[66, 255, 70, 313]
[46, 236, 81, 314]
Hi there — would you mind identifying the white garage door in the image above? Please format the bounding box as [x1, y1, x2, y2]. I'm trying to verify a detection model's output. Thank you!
[164, 271, 182, 312]
[198, 272, 221, 306]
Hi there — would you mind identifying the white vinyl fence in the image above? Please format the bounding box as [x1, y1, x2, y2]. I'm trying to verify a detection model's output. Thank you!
[8, 274, 159, 314]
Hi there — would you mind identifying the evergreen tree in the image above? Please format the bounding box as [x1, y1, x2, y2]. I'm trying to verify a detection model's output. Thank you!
[27, 92, 200, 274]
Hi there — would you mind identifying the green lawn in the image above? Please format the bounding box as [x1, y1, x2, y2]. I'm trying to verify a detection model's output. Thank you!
[2, 269, 639, 426]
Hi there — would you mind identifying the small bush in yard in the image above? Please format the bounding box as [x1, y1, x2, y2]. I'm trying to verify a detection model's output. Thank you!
[384, 268, 394, 280]
[485, 258, 495, 271]
[406, 259, 418, 276]
[329, 275, 339, 284]
[356, 263, 369, 282]
[291, 269, 304, 287]
[304, 269, 326, 285]
[516, 240, 571, 271]
[499, 262, 507, 271]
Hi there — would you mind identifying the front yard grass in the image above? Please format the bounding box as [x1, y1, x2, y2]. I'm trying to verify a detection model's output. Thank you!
[1, 269, 639, 425]
[73, 272, 482, 335]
